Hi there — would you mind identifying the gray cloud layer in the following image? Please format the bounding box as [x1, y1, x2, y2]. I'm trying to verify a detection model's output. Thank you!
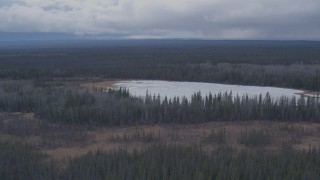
[0, 0, 319, 40]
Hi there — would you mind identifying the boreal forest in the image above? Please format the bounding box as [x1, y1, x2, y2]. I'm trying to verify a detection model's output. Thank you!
[1, 40, 320, 179]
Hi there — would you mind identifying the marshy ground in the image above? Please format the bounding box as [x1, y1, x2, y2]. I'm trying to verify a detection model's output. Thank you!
[1, 112, 320, 162]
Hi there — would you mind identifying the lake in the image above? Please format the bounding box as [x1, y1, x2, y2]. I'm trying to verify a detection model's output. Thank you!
[113, 80, 303, 100]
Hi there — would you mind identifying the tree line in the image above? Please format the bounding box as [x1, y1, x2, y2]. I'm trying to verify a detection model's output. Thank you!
[1, 140, 320, 180]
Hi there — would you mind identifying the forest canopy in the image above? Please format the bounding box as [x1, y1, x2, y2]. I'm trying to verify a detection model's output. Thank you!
[1, 41, 320, 90]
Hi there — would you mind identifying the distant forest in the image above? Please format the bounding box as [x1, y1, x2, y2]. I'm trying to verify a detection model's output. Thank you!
[1, 41, 320, 90]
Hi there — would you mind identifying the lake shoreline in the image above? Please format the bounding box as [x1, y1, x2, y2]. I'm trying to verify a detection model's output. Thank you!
[111, 80, 304, 100]
[295, 91, 320, 98]
[80, 79, 320, 99]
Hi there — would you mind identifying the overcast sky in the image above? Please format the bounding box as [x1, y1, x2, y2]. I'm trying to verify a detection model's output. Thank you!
[0, 0, 320, 40]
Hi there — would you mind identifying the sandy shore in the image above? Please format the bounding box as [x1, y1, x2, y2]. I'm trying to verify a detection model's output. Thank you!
[295, 91, 320, 98]
[80, 80, 119, 90]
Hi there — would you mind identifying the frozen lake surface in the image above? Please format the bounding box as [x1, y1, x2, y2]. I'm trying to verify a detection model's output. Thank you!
[113, 80, 303, 100]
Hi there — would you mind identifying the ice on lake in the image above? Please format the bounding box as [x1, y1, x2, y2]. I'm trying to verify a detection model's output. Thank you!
[113, 80, 303, 100]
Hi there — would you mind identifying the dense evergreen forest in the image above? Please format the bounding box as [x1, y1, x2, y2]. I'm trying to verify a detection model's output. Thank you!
[1, 141, 320, 180]
[1, 41, 320, 90]
[1, 41, 320, 179]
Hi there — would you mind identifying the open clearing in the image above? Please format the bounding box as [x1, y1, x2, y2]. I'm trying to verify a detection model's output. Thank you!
[1, 112, 320, 161]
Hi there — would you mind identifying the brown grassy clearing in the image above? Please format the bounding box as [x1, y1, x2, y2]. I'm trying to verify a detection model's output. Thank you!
[1, 113, 320, 161]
